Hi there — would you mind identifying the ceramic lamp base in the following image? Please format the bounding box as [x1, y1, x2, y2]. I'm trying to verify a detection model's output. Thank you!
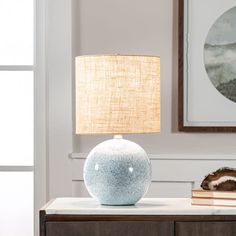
[83, 138, 152, 206]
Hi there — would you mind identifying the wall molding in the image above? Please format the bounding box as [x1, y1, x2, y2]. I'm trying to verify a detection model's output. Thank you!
[70, 153, 236, 198]
[0, 166, 34, 171]
[70, 152, 236, 161]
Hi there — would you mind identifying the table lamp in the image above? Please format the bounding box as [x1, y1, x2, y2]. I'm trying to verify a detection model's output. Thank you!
[75, 55, 160, 205]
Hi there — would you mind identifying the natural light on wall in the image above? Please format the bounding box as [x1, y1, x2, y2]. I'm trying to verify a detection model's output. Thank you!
[0, 0, 34, 235]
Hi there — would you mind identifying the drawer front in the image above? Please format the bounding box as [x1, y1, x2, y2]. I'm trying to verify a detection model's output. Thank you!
[46, 221, 173, 236]
[176, 222, 236, 236]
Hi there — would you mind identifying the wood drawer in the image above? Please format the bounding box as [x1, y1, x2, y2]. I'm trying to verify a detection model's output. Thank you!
[175, 222, 236, 236]
[46, 221, 174, 236]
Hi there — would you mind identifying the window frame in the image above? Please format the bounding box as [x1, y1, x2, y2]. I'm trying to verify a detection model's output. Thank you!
[0, 0, 47, 235]
[34, 0, 47, 235]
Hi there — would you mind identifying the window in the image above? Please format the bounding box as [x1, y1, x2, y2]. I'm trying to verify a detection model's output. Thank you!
[0, 0, 34, 235]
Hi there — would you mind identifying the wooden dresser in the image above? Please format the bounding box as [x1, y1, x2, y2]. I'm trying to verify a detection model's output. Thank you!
[40, 198, 236, 236]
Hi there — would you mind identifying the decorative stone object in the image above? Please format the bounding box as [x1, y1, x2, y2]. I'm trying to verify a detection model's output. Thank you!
[201, 167, 236, 191]
[84, 138, 151, 206]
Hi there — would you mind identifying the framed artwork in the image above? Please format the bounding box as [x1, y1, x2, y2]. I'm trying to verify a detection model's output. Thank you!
[178, 0, 236, 132]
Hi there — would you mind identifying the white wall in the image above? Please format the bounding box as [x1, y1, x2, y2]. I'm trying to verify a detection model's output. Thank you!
[47, 0, 236, 199]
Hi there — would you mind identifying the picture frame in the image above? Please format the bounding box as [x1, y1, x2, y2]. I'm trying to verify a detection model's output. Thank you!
[178, 0, 236, 132]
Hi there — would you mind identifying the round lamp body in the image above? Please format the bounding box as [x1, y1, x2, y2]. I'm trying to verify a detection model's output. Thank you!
[83, 138, 152, 206]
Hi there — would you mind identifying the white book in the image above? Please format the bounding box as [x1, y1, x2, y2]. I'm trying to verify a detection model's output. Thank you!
[192, 188, 236, 199]
[192, 197, 236, 207]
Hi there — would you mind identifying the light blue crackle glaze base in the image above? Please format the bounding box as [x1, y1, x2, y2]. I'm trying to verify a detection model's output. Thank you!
[83, 138, 152, 206]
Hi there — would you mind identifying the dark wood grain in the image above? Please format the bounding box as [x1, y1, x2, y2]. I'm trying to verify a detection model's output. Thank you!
[178, 0, 184, 132]
[43, 214, 236, 222]
[40, 210, 46, 236]
[178, 0, 236, 132]
[46, 221, 173, 236]
[40, 211, 236, 236]
[176, 221, 236, 236]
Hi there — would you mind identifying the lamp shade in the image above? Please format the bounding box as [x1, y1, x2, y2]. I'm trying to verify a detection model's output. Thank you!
[75, 55, 160, 134]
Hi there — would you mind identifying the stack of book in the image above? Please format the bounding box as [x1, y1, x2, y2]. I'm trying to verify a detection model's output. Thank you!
[192, 188, 236, 207]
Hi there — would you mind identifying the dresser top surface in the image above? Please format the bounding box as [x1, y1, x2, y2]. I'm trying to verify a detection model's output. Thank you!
[43, 198, 236, 215]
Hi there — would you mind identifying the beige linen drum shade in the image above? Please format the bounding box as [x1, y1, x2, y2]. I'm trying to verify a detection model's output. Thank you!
[75, 55, 160, 134]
